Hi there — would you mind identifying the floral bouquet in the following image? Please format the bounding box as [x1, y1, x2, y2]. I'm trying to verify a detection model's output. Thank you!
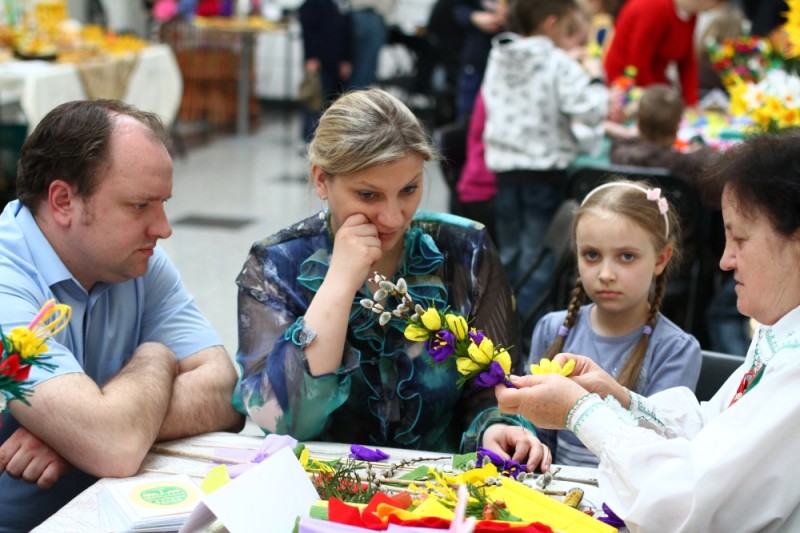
[705, 34, 776, 87]
[1, 299, 71, 416]
[728, 68, 800, 131]
[360, 274, 513, 388]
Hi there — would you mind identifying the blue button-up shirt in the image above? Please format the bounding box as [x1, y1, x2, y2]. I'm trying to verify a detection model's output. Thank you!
[0, 200, 222, 532]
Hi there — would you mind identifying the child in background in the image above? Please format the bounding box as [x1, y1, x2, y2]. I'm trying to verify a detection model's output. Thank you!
[454, 91, 498, 242]
[456, 6, 594, 241]
[610, 84, 718, 181]
[576, 0, 623, 59]
[529, 180, 701, 466]
[604, 0, 725, 107]
[482, 0, 608, 321]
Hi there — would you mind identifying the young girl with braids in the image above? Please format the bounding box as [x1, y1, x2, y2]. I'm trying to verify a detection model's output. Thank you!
[528, 179, 701, 466]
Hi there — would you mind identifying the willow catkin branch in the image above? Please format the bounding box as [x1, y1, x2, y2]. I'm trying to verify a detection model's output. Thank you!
[149, 445, 249, 465]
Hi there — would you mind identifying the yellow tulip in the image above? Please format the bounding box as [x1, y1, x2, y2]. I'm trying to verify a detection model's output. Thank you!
[494, 349, 511, 375]
[420, 308, 442, 331]
[456, 356, 481, 375]
[445, 314, 468, 340]
[404, 324, 430, 341]
[467, 337, 494, 365]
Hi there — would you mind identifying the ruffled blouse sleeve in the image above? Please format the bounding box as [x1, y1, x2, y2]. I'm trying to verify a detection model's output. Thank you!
[232, 220, 358, 440]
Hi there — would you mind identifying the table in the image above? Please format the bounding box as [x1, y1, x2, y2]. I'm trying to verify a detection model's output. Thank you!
[31, 432, 609, 532]
[191, 17, 278, 136]
[0, 44, 182, 133]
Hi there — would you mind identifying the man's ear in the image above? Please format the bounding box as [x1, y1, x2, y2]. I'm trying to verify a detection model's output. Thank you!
[48, 180, 75, 227]
[311, 164, 328, 200]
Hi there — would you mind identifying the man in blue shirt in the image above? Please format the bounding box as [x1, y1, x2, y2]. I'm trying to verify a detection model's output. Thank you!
[0, 99, 244, 532]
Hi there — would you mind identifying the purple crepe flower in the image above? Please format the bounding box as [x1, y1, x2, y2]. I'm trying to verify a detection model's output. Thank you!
[473, 360, 507, 388]
[468, 330, 485, 345]
[477, 446, 528, 479]
[349, 444, 390, 462]
[425, 330, 457, 362]
[598, 503, 626, 528]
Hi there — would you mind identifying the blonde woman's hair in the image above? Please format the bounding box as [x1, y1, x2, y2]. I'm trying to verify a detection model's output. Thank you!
[544, 178, 682, 390]
[307, 88, 439, 177]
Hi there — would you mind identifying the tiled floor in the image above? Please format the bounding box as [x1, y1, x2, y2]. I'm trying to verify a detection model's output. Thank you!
[160, 105, 450, 366]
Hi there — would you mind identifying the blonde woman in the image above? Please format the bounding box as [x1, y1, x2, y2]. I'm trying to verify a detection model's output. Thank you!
[234, 89, 550, 469]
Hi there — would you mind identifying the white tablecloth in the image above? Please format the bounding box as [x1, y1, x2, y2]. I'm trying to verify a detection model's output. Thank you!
[31, 432, 608, 532]
[0, 44, 182, 133]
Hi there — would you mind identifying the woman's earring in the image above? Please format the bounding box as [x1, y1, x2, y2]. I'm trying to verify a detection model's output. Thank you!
[319, 198, 328, 220]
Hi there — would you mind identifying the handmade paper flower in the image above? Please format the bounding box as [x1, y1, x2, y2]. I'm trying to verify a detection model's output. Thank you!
[477, 447, 529, 479]
[446, 314, 469, 340]
[1, 299, 69, 414]
[426, 330, 457, 362]
[363, 274, 513, 389]
[529, 358, 575, 376]
[473, 361, 510, 388]
[404, 323, 431, 342]
[349, 444, 389, 462]
[420, 308, 442, 331]
[467, 334, 494, 366]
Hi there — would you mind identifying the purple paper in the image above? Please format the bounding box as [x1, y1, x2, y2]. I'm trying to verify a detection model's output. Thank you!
[349, 444, 390, 461]
[212, 433, 299, 477]
[473, 360, 507, 388]
[253, 433, 299, 463]
[212, 447, 258, 463]
[476, 446, 528, 479]
[468, 330, 485, 345]
[425, 330, 456, 362]
[598, 503, 626, 528]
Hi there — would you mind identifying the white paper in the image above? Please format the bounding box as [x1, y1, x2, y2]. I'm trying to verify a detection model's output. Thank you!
[180, 446, 318, 533]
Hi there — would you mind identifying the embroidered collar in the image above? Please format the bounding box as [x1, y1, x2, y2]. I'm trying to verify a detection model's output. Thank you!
[730, 304, 800, 405]
[296, 224, 448, 353]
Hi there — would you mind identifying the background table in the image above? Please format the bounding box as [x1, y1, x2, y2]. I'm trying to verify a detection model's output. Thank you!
[0, 44, 182, 133]
[32, 431, 608, 532]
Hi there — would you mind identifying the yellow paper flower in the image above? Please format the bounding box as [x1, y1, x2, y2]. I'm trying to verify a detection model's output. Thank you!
[494, 348, 512, 375]
[420, 308, 442, 331]
[7, 327, 48, 360]
[529, 358, 575, 376]
[456, 356, 481, 375]
[445, 314, 468, 340]
[467, 337, 494, 365]
[404, 324, 430, 342]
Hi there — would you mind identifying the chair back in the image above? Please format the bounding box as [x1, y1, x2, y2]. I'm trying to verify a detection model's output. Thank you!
[515, 198, 579, 354]
[566, 164, 712, 338]
[696, 349, 746, 402]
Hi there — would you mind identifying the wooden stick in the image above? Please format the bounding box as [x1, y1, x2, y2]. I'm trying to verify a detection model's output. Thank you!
[149, 445, 249, 465]
[190, 441, 260, 450]
[537, 489, 567, 496]
[553, 475, 599, 487]
[141, 467, 207, 480]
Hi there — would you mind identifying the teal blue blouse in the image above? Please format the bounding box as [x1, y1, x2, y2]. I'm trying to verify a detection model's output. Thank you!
[233, 210, 532, 452]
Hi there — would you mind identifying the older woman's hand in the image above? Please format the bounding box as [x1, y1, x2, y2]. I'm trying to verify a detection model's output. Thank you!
[552, 353, 631, 407]
[496, 374, 588, 429]
[481, 423, 552, 472]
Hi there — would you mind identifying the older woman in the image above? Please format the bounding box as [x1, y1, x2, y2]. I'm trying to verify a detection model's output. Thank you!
[496, 129, 800, 531]
[234, 88, 550, 469]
